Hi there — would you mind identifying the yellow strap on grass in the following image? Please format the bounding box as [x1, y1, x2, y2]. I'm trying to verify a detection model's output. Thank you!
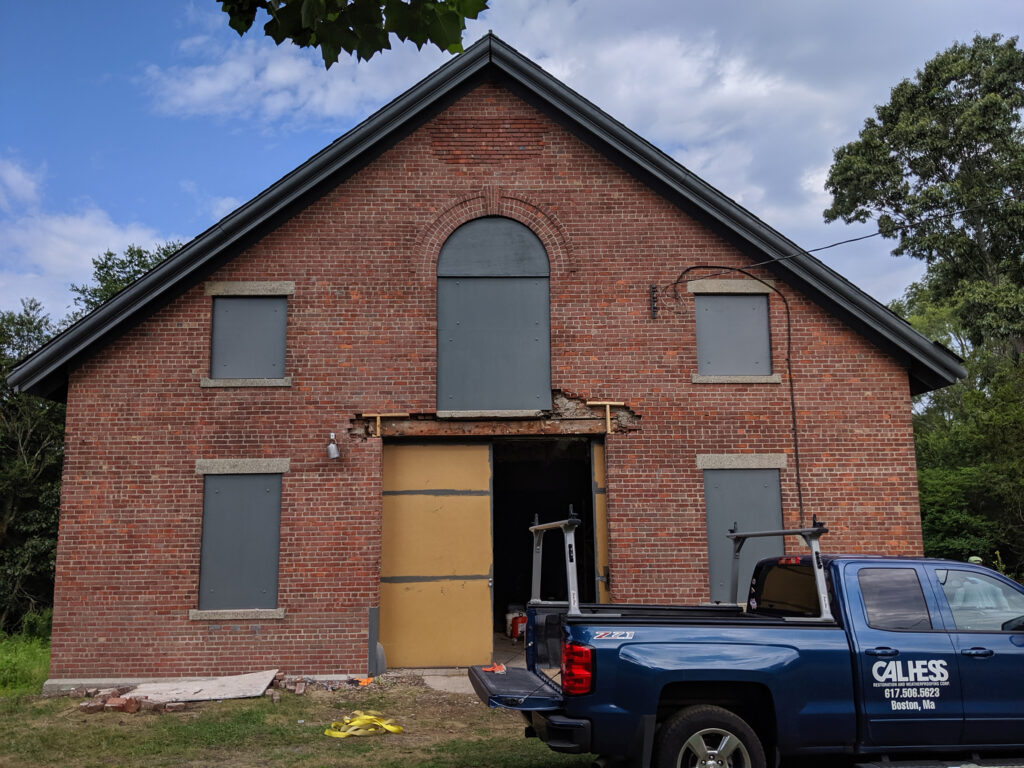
[324, 710, 404, 738]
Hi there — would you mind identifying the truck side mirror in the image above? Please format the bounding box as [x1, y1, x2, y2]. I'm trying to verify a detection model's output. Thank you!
[1001, 615, 1024, 632]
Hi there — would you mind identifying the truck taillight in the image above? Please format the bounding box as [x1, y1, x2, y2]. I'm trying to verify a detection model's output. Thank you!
[778, 556, 801, 565]
[561, 642, 594, 695]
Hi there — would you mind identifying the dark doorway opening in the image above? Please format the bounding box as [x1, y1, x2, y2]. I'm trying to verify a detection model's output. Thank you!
[491, 438, 595, 631]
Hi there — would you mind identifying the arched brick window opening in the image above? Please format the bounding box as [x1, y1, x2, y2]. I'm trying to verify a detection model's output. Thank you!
[436, 216, 551, 413]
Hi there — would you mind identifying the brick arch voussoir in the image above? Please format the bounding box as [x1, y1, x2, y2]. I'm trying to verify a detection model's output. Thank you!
[415, 189, 575, 285]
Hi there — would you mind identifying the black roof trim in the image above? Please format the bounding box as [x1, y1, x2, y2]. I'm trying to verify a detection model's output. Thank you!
[8, 34, 965, 399]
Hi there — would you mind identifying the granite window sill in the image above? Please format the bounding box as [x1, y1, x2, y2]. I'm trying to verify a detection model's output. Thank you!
[691, 374, 781, 384]
[200, 377, 292, 388]
[188, 608, 285, 621]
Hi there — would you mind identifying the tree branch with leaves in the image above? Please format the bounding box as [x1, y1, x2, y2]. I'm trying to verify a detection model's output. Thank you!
[824, 33, 1024, 357]
[218, 0, 489, 67]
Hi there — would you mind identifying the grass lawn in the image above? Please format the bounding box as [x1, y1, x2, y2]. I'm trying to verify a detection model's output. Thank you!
[0, 634, 49, 695]
[0, 655, 594, 768]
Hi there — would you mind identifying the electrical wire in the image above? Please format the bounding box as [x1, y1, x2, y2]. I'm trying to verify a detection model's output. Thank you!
[651, 196, 1016, 534]
[665, 193, 1017, 289]
[669, 265, 807, 527]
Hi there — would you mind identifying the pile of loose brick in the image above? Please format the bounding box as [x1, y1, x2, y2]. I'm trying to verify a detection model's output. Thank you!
[271, 673, 370, 695]
[71, 686, 185, 714]
[264, 673, 369, 702]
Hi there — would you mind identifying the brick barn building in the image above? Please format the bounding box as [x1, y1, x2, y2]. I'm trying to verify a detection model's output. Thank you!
[10, 35, 964, 684]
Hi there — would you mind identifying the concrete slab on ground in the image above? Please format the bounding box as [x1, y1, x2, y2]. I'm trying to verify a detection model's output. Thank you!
[421, 673, 475, 694]
[128, 669, 278, 703]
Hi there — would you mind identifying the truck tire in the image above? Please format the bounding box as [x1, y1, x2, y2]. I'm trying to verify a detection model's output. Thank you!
[653, 705, 765, 768]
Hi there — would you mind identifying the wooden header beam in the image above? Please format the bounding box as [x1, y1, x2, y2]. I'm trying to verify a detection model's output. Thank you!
[585, 401, 625, 434]
[360, 413, 411, 437]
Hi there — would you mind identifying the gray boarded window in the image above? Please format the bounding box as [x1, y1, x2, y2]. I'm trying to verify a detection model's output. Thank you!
[210, 297, 287, 379]
[695, 294, 771, 375]
[199, 474, 281, 610]
[437, 217, 551, 412]
[704, 469, 783, 603]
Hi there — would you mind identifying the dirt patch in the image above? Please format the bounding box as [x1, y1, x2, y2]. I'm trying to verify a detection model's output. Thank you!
[2, 672, 590, 768]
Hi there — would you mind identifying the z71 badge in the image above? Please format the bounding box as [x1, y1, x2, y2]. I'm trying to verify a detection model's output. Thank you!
[593, 631, 635, 640]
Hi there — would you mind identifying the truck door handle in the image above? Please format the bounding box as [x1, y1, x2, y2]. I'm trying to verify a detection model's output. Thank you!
[961, 647, 994, 658]
[865, 647, 899, 658]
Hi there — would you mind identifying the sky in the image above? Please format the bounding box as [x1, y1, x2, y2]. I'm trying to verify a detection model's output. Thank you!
[0, 1, 1019, 320]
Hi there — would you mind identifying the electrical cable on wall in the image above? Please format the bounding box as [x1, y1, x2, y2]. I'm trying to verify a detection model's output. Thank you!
[647, 194, 1017, 527]
[663, 264, 807, 528]
[654, 192, 1017, 299]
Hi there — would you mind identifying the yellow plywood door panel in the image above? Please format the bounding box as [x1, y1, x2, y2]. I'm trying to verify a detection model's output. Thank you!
[382, 444, 491, 493]
[592, 440, 611, 603]
[380, 443, 492, 667]
[381, 495, 491, 578]
[379, 580, 492, 668]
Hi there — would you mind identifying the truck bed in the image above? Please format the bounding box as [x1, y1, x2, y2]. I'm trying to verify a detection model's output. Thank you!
[561, 602, 836, 623]
[529, 600, 839, 669]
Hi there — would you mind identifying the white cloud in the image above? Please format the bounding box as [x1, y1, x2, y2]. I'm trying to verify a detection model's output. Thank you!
[210, 196, 241, 220]
[819, 239, 928, 305]
[0, 208, 164, 318]
[744, 163, 836, 233]
[0, 156, 42, 213]
[0, 157, 169, 319]
[179, 179, 243, 223]
[182, 2, 232, 36]
[144, 34, 449, 128]
[800, 166, 829, 203]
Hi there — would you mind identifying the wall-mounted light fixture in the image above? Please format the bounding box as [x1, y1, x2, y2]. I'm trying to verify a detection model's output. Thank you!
[327, 432, 340, 460]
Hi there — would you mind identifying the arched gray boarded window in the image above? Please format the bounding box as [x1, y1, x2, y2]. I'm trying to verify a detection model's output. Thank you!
[437, 217, 551, 413]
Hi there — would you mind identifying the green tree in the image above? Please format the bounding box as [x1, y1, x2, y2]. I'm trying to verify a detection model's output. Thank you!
[0, 300, 64, 632]
[68, 241, 181, 320]
[895, 283, 1024, 573]
[824, 34, 1024, 358]
[218, 0, 489, 67]
[826, 35, 1024, 574]
[0, 243, 180, 632]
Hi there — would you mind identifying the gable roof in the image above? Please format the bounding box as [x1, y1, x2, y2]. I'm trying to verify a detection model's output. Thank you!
[8, 34, 965, 400]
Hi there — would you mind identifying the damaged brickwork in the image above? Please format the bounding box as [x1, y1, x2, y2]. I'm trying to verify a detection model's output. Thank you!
[346, 390, 639, 439]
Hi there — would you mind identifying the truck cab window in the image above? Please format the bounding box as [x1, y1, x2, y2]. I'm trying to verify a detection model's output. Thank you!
[858, 567, 932, 631]
[937, 569, 1024, 632]
[751, 563, 821, 617]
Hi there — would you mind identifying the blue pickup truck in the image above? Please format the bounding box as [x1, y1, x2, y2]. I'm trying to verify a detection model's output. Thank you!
[469, 516, 1024, 768]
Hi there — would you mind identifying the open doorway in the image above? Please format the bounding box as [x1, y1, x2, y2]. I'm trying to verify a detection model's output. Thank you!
[491, 438, 596, 631]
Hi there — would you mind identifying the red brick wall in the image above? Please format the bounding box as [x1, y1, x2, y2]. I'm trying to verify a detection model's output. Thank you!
[50, 82, 921, 678]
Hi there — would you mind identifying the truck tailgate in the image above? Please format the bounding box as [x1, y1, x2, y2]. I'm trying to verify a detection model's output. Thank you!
[468, 666, 562, 711]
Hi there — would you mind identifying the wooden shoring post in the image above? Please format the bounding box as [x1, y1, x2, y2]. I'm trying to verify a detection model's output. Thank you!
[359, 413, 411, 437]
[585, 401, 625, 434]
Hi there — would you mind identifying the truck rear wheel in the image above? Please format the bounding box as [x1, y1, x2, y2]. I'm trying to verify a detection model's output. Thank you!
[654, 705, 765, 768]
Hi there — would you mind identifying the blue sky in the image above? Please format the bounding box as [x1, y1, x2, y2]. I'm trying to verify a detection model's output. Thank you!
[1, 1, 1019, 319]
